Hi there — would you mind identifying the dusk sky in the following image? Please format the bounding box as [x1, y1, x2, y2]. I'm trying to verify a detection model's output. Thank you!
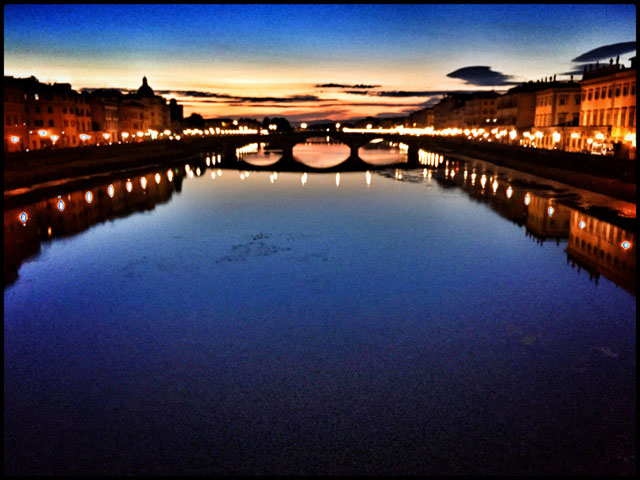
[4, 4, 636, 123]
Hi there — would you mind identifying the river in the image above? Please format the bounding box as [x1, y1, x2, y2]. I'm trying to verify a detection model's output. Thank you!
[4, 140, 636, 475]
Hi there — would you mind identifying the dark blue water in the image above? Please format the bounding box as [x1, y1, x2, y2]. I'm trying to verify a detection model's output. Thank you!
[4, 144, 636, 475]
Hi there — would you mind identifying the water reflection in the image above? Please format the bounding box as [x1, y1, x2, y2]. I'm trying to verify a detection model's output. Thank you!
[4, 169, 185, 287]
[4, 145, 636, 293]
[392, 148, 636, 293]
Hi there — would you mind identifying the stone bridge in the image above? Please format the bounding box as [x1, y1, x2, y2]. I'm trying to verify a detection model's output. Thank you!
[180, 131, 425, 169]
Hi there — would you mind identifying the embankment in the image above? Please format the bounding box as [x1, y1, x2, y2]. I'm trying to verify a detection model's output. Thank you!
[417, 136, 636, 203]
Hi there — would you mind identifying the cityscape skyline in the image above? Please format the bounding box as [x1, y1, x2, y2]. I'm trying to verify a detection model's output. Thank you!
[4, 4, 637, 122]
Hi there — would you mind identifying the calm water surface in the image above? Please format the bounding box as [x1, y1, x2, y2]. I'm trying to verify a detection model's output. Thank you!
[4, 143, 636, 475]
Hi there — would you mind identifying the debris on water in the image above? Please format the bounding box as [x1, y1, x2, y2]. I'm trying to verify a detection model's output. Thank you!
[595, 346, 618, 358]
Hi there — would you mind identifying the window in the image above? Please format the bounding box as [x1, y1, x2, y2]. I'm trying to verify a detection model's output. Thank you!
[559, 95, 567, 105]
[608, 87, 613, 98]
[613, 108, 619, 126]
[575, 94, 580, 105]
[581, 91, 586, 101]
[594, 89, 599, 100]
[35, 106, 40, 114]
[620, 107, 627, 127]
[599, 109, 604, 125]
[629, 107, 635, 127]
[615, 85, 621, 97]
[631, 83, 636, 95]
[63, 107, 67, 114]
[606, 109, 611, 125]
[47, 106, 53, 113]
[623, 84, 629, 96]
[34, 119, 43, 127]
[588, 89, 593, 100]
[49, 119, 54, 127]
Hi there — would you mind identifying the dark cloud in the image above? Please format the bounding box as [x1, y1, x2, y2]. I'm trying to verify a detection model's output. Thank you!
[234, 95, 323, 104]
[446, 66, 520, 86]
[315, 83, 380, 89]
[571, 41, 636, 62]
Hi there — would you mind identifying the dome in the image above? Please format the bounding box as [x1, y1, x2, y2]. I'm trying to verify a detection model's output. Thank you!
[136, 76, 155, 97]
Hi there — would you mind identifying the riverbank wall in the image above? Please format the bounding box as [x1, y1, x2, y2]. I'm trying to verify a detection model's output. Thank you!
[417, 136, 636, 203]
[4, 140, 202, 192]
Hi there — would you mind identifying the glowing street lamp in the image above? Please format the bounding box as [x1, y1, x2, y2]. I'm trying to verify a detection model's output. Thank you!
[121, 132, 130, 141]
[10, 135, 20, 144]
[38, 130, 48, 137]
[103, 133, 111, 141]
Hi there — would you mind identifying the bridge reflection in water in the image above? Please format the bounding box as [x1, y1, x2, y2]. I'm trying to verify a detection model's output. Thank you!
[4, 144, 635, 293]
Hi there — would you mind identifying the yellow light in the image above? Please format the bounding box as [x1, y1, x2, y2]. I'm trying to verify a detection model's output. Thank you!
[79, 134, 91, 141]
[552, 132, 561, 143]
[366, 124, 372, 129]
[103, 133, 111, 140]
[57, 199, 65, 212]
[108, 184, 115, 198]
[335, 172, 340, 187]
[579, 220, 586, 229]
[167, 170, 174, 182]
[535, 132, 543, 139]
[38, 130, 48, 137]
[586, 138, 593, 144]
[10, 135, 20, 144]
[301, 123, 307, 129]
[492, 179, 498, 192]
[595, 133, 605, 141]
[506, 186, 513, 198]
[509, 130, 517, 140]
[524, 193, 531, 206]
[126, 180, 133, 192]
[19, 211, 28, 224]
[621, 241, 631, 250]
[570, 132, 580, 139]
[548, 206, 554, 217]
[137, 131, 144, 137]
[301, 172, 308, 185]
[155, 173, 161, 184]
[480, 175, 487, 188]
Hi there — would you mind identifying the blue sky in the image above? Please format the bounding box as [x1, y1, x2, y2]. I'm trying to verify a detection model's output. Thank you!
[4, 4, 636, 122]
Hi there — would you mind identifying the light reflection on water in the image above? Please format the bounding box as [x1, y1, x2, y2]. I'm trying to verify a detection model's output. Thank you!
[3, 143, 636, 475]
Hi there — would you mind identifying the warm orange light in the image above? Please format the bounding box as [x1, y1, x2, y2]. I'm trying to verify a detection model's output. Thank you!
[621, 241, 631, 250]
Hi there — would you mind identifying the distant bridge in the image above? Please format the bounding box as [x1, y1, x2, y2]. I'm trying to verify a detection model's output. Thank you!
[180, 131, 428, 170]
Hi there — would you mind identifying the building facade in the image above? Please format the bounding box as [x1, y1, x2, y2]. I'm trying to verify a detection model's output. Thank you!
[575, 58, 636, 158]
[4, 75, 175, 152]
